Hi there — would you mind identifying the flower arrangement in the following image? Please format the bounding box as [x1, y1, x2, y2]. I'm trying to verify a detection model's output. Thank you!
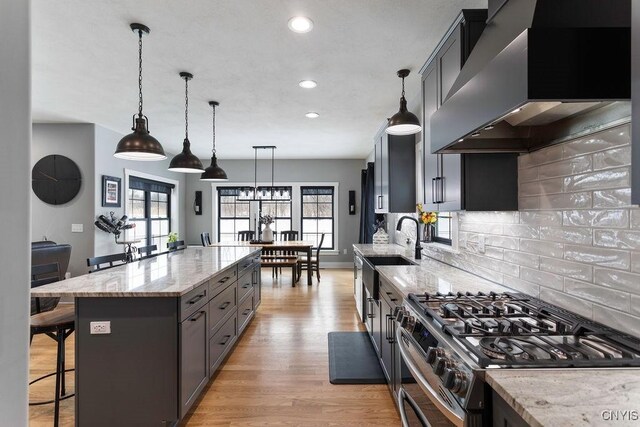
[417, 204, 437, 225]
[259, 214, 274, 226]
[168, 232, 178, 243]
[374, 218, 385, 231]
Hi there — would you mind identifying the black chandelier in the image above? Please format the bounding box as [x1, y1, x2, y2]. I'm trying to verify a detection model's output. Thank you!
[237, 146, 290, 201]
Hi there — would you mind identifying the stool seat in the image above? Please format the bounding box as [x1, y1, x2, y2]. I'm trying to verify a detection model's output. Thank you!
[31, 304, 75, 329]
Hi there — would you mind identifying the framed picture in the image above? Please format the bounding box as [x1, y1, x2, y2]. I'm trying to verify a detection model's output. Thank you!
[102, 175, 121, 207]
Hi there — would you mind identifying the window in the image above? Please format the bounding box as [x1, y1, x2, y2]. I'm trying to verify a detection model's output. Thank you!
[259, 189, 292, 235]
[301, 186, 334, 249]
[127, 177, 173, 250]
[434, 211, 452, 245]
[218, 188, 251, 242]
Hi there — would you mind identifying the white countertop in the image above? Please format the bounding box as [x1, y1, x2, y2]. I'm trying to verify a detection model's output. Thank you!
[31, 247, 261, 297]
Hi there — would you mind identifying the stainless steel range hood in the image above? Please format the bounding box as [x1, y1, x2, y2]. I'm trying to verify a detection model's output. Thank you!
[430, 0, 631, 153]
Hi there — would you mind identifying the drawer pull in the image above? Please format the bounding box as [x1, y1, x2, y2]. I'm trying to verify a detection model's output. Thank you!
[219, 335, 231, 346]
[242, 283, 252, 289]
[217, 276, 230, 284]
[218, 301, 231, 310]
[190, 310, 206, 322]
[242, 308, 251, 316]
[187, 293, 206, 305]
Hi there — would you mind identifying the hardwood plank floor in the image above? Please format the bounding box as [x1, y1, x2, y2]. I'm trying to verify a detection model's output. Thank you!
[29, 269, 400, 426]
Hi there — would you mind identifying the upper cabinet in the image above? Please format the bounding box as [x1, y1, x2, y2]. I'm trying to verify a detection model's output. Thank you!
[374, 130, 416, 214]
[421, 9, 518, 212]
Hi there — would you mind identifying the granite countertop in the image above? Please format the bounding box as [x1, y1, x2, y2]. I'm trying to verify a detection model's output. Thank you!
[31, 247, 261, 297]
[354, 243, 640, 427]
[487, 369, 640, 427]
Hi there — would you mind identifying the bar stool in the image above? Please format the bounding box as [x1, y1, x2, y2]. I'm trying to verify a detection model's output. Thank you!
[30, 262, 75, 427]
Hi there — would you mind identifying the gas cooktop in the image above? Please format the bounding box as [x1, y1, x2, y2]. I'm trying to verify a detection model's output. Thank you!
[407, 291, 640, 368]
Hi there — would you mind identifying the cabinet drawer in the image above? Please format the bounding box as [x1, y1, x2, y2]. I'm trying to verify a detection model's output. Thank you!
[209, 314, 237, 373]
[237, 269, 254, 302]
[209, 267, 237, 296]
[238, 291, 254, 334]
[180, 283, 208, 322]
[209, 282, 237, 333]
[237, 256, 254, 277]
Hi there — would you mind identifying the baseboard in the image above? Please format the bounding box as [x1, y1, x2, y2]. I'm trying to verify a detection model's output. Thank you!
[320, 262, 352, 269]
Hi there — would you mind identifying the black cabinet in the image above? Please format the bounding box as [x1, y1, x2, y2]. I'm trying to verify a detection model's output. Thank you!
[379, 295, 393, 383]
[421, 9, 518, 212]
[492, 390, 530, 427]
[180, 307, 208, 418]
[374, 131, 416, 213]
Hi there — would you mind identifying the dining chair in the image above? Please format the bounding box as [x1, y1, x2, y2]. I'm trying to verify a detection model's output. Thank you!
[167, 240, 187, 251]
[237, 230, 255, 241]
[137, 244, 157, 258]
[298, 233, 325, 282]
[277, 231, 299, 275]
[200, 232, 212, 247]
[30, 262, 75, 427]
[87, 253, 127, 273]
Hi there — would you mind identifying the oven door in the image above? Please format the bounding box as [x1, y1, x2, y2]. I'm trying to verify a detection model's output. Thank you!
[397, 327, 464, 427]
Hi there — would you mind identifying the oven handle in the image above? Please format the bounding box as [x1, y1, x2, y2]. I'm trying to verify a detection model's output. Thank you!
[397, 327, 465, 427]
[398, 387, 431, 427]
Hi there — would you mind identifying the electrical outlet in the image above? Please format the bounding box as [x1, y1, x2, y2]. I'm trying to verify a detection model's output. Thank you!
[90, 321, 111, 335]
[71, 223, 83, 233]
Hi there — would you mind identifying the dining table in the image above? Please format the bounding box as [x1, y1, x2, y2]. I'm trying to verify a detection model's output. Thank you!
[209, 240, 314, 285]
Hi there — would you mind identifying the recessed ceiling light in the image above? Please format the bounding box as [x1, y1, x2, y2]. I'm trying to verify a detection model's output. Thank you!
[305, 112, 319, 118]
[288, 16, 314, 33]
[299, 80, 317, 89]
[458, 138, 464, 142]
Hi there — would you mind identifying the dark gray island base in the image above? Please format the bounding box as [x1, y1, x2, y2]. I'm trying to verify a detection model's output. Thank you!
[32, 247, 262, 426]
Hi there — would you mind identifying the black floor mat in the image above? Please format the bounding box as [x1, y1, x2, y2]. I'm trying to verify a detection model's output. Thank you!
[328, 332, 385, 384]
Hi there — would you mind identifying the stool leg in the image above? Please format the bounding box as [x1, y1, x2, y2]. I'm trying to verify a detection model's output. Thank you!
[61, 329, 66, 396]
[54, 328, 63, 427]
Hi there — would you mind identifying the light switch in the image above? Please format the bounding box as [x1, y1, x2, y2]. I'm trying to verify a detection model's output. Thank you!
[71, 223, 83, 233]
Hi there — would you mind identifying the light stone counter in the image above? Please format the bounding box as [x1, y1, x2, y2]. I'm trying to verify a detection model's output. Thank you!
[354, 243, 640, 426]
[31, 246, 261, 297]
[486, 369, 640, 427]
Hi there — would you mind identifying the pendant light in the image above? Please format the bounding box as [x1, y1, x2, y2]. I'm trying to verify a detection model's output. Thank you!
[200, 101, 228, 181]
[114, 23, 167, 161]
[169, 72, 205, 173]
[386, 69, 422, 135]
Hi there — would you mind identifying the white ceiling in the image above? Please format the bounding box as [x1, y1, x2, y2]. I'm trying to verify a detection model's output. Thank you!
[32, 0, 486, 159]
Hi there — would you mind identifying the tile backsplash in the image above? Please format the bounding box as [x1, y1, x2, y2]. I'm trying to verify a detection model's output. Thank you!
[390, 122, 640, 337]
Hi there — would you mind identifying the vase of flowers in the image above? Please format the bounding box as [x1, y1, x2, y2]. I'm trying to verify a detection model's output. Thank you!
[417, 204, 437, 242]
[260, 214, 274, 242]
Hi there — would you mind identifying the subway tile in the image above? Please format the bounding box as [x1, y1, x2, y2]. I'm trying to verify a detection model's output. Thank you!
[593, 230, 640, 250]
[594, 268, 640, 294]
[519, 178, 564, 197]
[537, 155, 592, 179]
[631, 294, 640, 318]
[538, 192, 592, 209]
[463, 252, 519, 277]
[528, 144, 564, 166]
[503, 224, 540, 239]
[519, 239, 564, 258]
[503, 250, 540, 269]
[519, 196, 540, 210]
[592, 305, 640, 337]
[539, 226, 592, 245]
[484, 246, 505, 260]
[631, 252, 640, 274]
[562, 124, 631, 158]
[459, 211, 519, 224]
[563, 168, 630, 192]
[519, 211, 563, 226]
[539, 287, 593, 319]
[540, 257, 593, 281]
[631, 209, 640, 229]
[592, 188, 631, 208]
[484, 235, 519, 250]
[459, 222, 503, 235]
[564, 278, 630, 312]
[520, 267, 564, 290]
[562, 209, 629, 228]
[592, 145, 631, 170]
[564, 244, 630, 270]
[502, 275, 540, 297]
[519, 166, 538, 183]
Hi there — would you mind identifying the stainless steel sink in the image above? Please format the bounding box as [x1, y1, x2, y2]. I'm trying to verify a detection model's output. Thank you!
[364, 256, 416, 267]
[362, 255, 416, 299]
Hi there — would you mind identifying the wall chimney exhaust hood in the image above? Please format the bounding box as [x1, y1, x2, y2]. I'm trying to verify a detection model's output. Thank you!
[430, 0, 631, 154]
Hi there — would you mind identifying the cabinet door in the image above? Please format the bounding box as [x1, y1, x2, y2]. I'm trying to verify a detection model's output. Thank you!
[422, 61, 439, 210]
[438, 25, 462, 104]
[379, 298, 393, 384]
[439, 154, 463, 211]
[374, 136, 384, 213]
[180, 309, 208, 418]
[252, 264, 262, 309]
[371, 299, 382, 356]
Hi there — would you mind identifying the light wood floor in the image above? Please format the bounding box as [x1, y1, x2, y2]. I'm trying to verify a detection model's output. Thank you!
[29, 269, 400, 426]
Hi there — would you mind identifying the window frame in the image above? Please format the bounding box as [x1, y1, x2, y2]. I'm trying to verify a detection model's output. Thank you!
[300, 186, 335, 250]
[433, 211, 453, 246]
[127, 179, 172, 249]
[217, 188, 253, 242]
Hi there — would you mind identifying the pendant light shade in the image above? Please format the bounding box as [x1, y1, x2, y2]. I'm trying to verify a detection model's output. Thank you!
[169, 72, 205, 173]
[386, 69, 422, 136]
[114, 23, 166, 161]
[201, 101, 228, 181]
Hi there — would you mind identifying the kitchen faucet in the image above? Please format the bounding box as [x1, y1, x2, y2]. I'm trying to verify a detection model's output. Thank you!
[396, 216, 422, 260]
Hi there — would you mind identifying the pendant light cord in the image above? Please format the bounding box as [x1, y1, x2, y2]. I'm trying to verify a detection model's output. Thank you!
[184, 76, 189, 139]
[211, 104, 216, 155]
[401, 76, 406, 99]
[137, 29, 144, 117]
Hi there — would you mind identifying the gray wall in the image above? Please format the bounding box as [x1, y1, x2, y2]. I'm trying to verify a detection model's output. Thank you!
[32, 124, 95, 277]
[94, 125, 187, 257]
[0, 0, 30, 423]
[185, 159, 363, 263]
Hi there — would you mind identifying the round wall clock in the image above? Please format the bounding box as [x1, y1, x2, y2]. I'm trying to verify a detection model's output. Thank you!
[32, 154, 82, 205]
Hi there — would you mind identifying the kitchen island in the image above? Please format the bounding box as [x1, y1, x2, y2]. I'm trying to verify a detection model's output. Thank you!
[354, 244, 640, 427]
[31, 246, 262, 427]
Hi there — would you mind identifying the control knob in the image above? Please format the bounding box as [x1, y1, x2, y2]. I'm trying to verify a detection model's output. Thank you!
[442, 368, 468, 395]
[425, 347, 445, 365]
[405, 315, 416, 332]
[433, 356, 453, 376]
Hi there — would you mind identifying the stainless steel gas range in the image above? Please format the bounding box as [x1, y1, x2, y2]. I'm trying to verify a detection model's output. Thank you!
[395, 291, 640, 427]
